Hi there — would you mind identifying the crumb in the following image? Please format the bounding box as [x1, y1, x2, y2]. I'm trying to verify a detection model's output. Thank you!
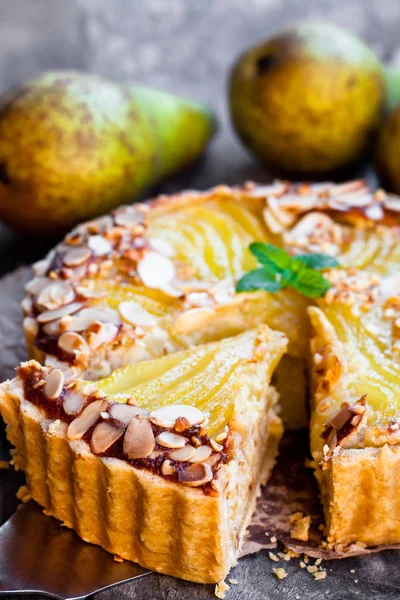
[0, 460, 9, 470]
[289, 512, 303, 524]
[269, 552, 279, 562]
[295, 595, 301, 600]
[273, 567, 288, 580]
[228, 578, 238, 585]
[350, 569, 355, 573]
[354, 579, 358, 583]
[278, 552, 291, 562]
[313, 571, 327, 580]
[290, 515, 311, 542]
[300, 561, 306, 569]
[286, 549, 300, 559]
[315, 558, 322, 566]
[16, 485, 32, 503]
[113, 555, 124, 563]
[307, 565, 318, 574]
[215, 580, 230, 599]
[303, 555, 309, 563]
[270, 536, 277, 543]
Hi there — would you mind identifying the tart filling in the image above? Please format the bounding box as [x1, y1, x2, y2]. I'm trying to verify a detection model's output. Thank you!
[0, 326, 287, 583]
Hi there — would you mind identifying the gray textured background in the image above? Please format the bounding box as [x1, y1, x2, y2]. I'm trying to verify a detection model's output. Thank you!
[1, 1, 400, 598]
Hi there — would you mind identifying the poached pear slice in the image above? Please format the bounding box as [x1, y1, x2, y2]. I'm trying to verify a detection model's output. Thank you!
[91, 326, 287, 437]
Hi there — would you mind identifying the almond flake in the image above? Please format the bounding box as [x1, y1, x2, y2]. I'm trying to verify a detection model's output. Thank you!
[118, 301, 157, 327]
[178, 462, 213, 487]
[137, 252, 175, 289]
[156, 431, 186, 449]
[123, 416, 155, 459]
[63, 390, 86, 415]
[149, 237, 175, 257]
[77, 307, 122, 326]
[58, 331, 89, 357]
[174, 307, 215, 334]
[44, 369, 64, 400]
[90, 421, 124, 454]
[63, 246, 91, 267]
[150, 404, 205, 428]
[37, 302, 83, 323]
[67, 399, 107, 440]
[110, 403, 150, 424]
[161, 459, 175, 475]
[188, 445, 212, 463]
[87, 235, 112, 256]
[169, 445, 196, 461]
[37, 282, 75, 310]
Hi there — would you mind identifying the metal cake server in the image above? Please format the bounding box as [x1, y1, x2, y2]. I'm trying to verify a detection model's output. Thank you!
[0, 501, 150, 599]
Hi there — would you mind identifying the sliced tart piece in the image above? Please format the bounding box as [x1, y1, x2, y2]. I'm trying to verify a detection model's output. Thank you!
[0, 325, 287, 583]
[309, 269, 400, 549]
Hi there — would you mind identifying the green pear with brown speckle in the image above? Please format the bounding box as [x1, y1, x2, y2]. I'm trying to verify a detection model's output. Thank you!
[229, 22, 385, 177]
[0, 71, 216, 234]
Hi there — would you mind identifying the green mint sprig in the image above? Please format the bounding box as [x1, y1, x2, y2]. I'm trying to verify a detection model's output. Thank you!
[236, 242, 339, 299]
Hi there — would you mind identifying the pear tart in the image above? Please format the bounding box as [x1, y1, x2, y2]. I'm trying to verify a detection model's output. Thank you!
[0, 326, 287, 583]
[309, 268, 400, 549]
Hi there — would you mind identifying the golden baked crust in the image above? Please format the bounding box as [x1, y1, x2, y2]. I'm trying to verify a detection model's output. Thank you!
[0, 326, 287, 583]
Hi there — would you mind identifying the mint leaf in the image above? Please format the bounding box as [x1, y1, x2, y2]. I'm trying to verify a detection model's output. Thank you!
[280, 268, 297, 288]
[292, 269, 331, 298]
[295, 253, 340, 271]
[236, 269, 282, 293]
[249, 242, 290, 272]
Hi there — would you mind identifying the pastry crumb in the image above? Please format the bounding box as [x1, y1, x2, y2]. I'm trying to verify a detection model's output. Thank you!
[350, 569, 355, 573]
[295, 595, 301, 599]
[307, 565, 318, 574]
[315, 558, 322, 566]
[300, 561, 306, 569]
[0, 460, 9, 470]
[273, 567, 288, 580]
[290, 513, 311, 542]
[313, 571, 327, 580]
[354, 579, 358, 583]
[269, 552, 279, 562]
[228, 578, 238, 585]
[215, 580, 230, 599]
[113, 555, 124, 563]
[16, 485, 32, 503]
[270, 535, 277, 543]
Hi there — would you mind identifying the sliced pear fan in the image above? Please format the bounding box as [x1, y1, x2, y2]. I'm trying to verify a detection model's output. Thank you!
[91, 327, 287, 437]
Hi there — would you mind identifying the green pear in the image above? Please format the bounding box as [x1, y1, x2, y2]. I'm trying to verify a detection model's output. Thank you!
[0, 71, 216, 234]
[229, 22, 385, 177]
[375, 102, 400, 194]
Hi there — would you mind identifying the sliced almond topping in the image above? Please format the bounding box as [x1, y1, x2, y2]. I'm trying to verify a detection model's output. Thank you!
[215, 431, 228, 443]
[37, 282, 75, 311]
[75, 286, 107, 299]
[63, 247, 92, 267]
[114, 208, 142, 228]
[209, 439, 224, 452]
[118, 301, 157, 327]
[23, 317, 39, 339]
[90, 421, 124, 454]
[25, 277, 50, 296]
[123, 416, 155, 459]
[383, 196, 400, 213]
[188, 445, 212, 463]
[149, 404, 205, 428]
[77, 307, 122, 326]
[61, 314, 95, 332]
[87, 323, 119, 349]
[87, 235, 112, 256]
[365, 203, 384, 221]
[161, 459, 175, 476]
[203, 452, 221, 468]
[137, 252, 176, 289]
[156, 431, 186, 448]
[37, 302, 83, 323]
[169, 444, 196, 461]
[174, 307, 215, 335]
[178, 462, 213, 487]
[67, 399, 107, 440]
[42, 319, 61, 336]
[110, 403, 150, 424]
[44, 369, 64, 400]
[63, 390, 86, 415]
[58, 331, 89, 357]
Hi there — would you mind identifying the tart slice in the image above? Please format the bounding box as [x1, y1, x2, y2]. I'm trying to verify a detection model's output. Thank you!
[0, 325, 287, 583]
[309, 269, 400, 549]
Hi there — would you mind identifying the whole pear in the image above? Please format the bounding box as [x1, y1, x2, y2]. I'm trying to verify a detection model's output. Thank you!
[0, 71, 216, 234]
[375, 103, 400, 194]
[229, 23, 385, 177]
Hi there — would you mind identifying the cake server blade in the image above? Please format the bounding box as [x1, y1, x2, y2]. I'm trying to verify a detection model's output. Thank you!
[0, 501, 150, 599]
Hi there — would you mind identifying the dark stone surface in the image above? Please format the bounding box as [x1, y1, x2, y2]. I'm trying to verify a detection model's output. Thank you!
[0, 1, 400, 598]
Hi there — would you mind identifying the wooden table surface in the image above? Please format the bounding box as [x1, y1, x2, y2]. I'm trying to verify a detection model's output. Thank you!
[0, 0, 399, 598]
